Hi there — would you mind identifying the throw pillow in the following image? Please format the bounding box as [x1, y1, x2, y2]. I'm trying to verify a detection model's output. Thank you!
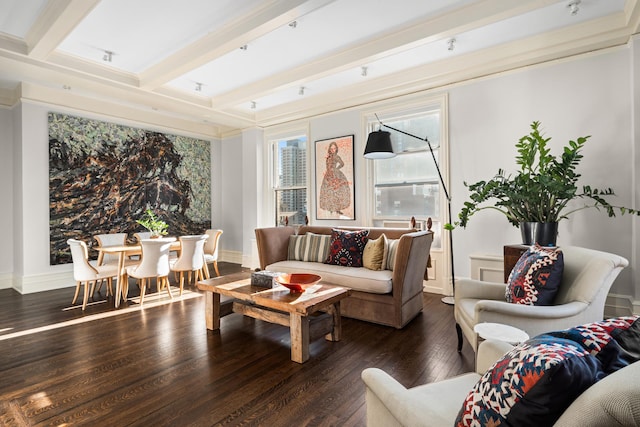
[324, 229, 369, 267]
[302, 232, 331, 263]
[383, 238, 399, 271]
[505, 244, 564, 305]
[363, 234, 386, 270]
[455, 316, 640, 427]
[287, 235, 306, 261]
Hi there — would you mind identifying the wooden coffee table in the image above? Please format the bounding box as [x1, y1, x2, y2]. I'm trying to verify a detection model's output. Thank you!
[197, 272, 351, 363]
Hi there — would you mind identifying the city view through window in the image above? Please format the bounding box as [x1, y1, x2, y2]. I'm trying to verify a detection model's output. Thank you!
[274, 136, 307, 226]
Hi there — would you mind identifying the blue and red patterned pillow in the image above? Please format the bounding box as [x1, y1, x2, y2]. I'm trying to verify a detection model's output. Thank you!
[455, 316, 640, 427]
[506, 244, 564, 305]
[324, 229, 369, 267]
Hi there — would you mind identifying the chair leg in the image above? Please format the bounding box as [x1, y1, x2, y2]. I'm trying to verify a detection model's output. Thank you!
[213, 261, 220, 277]
[139, 278, 147, 305]
[82, 281, 92, 311]
[456, 323, 463, 353]
[203, 263, 210, 279]
[163, 277, 173, 299]
[72, 281, 81, 305]
[179, 272, 185, 296]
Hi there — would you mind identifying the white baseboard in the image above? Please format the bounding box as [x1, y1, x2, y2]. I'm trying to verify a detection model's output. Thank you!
[14, 271, 75, 294]
[0, 273, 12, 289]
[220, 250, 243, 265]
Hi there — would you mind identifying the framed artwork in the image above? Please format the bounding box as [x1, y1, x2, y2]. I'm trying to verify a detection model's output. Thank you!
[315, 135, 355, 220]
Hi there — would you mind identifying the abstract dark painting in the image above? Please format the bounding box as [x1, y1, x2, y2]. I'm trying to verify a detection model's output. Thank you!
[48, 112, 211, 265]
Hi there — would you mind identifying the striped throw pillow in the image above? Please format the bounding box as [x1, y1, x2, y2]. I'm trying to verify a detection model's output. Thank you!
[384, 239, 399, 271]
[287, 235, 307, 261]
[303, 232, 331, 262]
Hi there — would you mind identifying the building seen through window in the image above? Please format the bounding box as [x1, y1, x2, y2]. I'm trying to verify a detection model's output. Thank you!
[274, 137, 307, 226]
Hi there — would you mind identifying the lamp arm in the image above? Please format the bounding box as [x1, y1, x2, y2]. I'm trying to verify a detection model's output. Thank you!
[377, 120, 456, 299]
[380, 123, 451, 202]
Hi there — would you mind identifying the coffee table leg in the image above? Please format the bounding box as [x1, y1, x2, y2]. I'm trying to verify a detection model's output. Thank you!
[325, 302, 342, 341]
[204, 291, 221, 331]
[290, 313, 310, 363]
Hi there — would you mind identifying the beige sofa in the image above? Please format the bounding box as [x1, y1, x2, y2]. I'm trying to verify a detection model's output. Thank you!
[362, 339, 640, 426]
[255, 225, 433, 329]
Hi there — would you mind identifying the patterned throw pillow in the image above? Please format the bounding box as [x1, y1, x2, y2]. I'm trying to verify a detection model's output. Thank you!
[363, 234, 385, 271]
[505, 244, 564, 305]
[455, 316, 640, 427]
[324, 229, 369, 267]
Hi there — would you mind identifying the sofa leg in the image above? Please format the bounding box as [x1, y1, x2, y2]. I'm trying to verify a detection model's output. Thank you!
[456, 323, 463, 352]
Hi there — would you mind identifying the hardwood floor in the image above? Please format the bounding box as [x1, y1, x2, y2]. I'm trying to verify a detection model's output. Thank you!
[0, 263, 475, 426]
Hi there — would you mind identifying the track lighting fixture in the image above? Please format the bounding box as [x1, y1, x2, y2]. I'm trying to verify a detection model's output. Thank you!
[361, 66, 368, 77]
[289, 21, 297, 29]
[102, 50, 113, 62]
[250, 101, 256, 109]
[298, 86, 305, 96]
[567, 0, 580, 15]
[240, 44, 248, 51]
[447, 38, 456, 51]
[195, 82, 203, 92]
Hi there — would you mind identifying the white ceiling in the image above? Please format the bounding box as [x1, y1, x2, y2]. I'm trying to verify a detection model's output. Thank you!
[0, 0, 638, 135]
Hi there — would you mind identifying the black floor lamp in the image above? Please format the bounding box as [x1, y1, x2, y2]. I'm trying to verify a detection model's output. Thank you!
[364, 116, 455, 305]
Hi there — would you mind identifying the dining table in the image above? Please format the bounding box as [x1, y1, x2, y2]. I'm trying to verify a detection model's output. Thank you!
[97, 240, 181, 308]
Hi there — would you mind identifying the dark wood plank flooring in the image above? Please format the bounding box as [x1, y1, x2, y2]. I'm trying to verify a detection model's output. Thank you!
[0, 262, 474, 426]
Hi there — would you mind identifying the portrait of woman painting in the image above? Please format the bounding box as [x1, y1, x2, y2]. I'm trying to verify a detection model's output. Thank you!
[315, 135, 355, 220]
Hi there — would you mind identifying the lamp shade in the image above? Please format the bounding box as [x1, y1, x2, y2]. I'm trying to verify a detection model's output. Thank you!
[364, 130, 396, 159]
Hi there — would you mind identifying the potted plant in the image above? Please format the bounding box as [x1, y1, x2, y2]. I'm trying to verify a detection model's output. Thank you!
[456, 121, 639, 245]
[136, 209, 169, 238]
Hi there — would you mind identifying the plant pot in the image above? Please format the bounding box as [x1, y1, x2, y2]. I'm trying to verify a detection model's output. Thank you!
[520, 222, 558, 246]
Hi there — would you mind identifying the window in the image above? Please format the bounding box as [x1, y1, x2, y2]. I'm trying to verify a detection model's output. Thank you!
[368, 108, 443, 248]
[272, 136, 308, 226]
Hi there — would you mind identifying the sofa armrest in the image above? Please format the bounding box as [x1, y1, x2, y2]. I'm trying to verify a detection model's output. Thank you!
[454, 278, 507, 301]
[392, 230, 433, 302]
[255, 227, 296, 270]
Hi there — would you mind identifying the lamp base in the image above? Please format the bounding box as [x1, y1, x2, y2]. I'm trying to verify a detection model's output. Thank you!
[441, 296, 455, 305]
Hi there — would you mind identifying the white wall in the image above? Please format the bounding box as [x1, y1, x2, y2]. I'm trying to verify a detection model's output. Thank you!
[220, 133, 244, 261]
[0, 107, 14, 288]
[449, 46, 636, 298]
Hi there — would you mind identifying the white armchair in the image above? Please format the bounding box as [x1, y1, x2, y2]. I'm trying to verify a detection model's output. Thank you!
[362, 340, 513, 427]
[454, 246, 628, 352]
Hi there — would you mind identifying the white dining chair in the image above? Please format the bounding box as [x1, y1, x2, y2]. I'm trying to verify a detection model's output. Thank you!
[94, 233, 128, 266]
[132, 231, 153, 243]
[170, 234, 208, 295]
[67, 239, 119, 310]
[124, 237, 176, 305]
[203, 229, 223, 279]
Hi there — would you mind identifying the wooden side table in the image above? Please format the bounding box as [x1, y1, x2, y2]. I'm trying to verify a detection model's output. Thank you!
[503, 244, 529, 282]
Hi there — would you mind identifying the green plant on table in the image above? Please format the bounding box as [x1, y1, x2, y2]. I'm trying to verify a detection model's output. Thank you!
[136, 209, 168, 237]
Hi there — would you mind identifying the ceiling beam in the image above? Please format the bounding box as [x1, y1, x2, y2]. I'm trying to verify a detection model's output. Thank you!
[139, 0, 336, 90]
[207, 0, 557, 110]
[26, 0, 101, 60]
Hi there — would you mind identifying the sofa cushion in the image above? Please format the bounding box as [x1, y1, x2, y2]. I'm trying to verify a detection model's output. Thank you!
[325, 228, 369, 267]
[266, 260, 393, 294]
[505, 244, 563, 305]
[363, 234, 385, 271]
[455, 316, 640, 427]
[287, 235, 307, 261]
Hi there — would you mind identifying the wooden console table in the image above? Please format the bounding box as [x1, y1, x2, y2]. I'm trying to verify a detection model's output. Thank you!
[503, 244, 529, 282]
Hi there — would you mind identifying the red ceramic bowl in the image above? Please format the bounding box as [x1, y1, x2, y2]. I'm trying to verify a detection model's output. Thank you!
[274, 273, 321, 293]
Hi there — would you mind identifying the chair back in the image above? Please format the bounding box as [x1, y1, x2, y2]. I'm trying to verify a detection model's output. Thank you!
[134, 238, 176, 278]
[204, 229, 223, 258]
[173, 235, 208, 271]
[133, 231, 153, 242]
[67, 239, 98, 281]
[554, 246, 629, 309]
[94, 233, 127, 264]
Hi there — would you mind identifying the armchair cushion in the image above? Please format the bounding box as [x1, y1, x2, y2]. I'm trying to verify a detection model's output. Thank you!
[456, 316, 640, 427]
[505, 244, 563, 306]
[324, 228, 368, 267]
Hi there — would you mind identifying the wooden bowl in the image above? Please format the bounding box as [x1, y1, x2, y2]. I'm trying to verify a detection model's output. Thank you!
[274, 273, 322, 293]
